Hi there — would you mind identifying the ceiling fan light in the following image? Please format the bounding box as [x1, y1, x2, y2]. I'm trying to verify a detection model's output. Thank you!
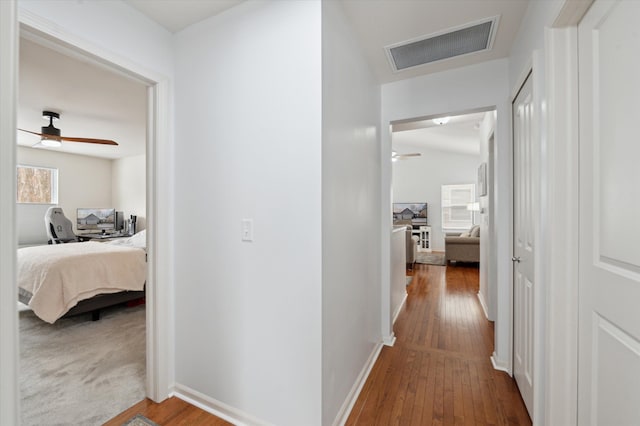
[433, 117, 450, 125]
[41, 137, 62, 148]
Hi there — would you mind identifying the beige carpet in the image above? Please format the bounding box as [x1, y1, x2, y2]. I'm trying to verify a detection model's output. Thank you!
[20, 304, 146, 426]
[415, 251, 446, 266]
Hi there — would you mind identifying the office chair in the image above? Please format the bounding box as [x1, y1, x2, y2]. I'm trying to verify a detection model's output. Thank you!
[45, 207, 78, 244]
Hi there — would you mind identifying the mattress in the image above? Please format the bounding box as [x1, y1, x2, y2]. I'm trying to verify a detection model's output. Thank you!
[18, 241, 146, 323]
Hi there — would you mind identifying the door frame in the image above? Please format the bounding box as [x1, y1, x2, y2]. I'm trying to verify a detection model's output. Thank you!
[543, 25, 580, 426]
[0, 6, 174, 422]
[511, 69, 535, 418]
[509, 52, 546, 424]
[0, 1, 19, 424]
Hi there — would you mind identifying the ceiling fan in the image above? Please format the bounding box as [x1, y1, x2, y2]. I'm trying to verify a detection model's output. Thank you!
[392, 151, 421, 161]
[18, 111, 118, 147]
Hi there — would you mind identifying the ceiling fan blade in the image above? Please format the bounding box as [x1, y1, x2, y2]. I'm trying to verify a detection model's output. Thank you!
[393, 152, 422, 159]
[18, 128, 118, 146]
[59, 136, 118, 146]
[18, 128, 48, 138]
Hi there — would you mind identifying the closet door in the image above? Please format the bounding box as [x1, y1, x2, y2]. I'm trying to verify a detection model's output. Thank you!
[512, 71, 534, 417]
[578, 1, 640, 424]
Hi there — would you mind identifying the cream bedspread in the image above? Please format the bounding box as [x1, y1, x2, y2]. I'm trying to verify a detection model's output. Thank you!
[18, 242, 146, 323]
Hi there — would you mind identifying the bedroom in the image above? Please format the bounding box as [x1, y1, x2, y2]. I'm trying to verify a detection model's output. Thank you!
[16, 36, 149, 424]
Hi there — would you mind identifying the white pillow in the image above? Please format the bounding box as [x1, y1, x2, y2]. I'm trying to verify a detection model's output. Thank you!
[105, 229, 146, 249]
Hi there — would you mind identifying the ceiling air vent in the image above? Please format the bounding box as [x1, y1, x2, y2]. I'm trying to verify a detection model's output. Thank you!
[385, 16, 500, 72]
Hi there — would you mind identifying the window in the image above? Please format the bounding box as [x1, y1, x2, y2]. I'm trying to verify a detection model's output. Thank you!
[441, 183, 475, 230]
[16, 165, 58, 204]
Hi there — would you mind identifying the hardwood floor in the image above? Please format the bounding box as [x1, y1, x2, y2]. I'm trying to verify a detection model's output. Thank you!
[103, 397, 231, 425]
[107, 263, 529, 425]
[346, 263, 531, 426]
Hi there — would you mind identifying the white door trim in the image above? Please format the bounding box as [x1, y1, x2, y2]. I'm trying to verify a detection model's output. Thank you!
[2, 10, 174, 420]
[0, 1, 19, 424]
[543, 26, 580, 426]
[510, 50, 546, 424]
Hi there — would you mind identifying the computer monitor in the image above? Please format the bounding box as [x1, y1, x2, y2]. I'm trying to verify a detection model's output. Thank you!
[76, 208, 116, 232]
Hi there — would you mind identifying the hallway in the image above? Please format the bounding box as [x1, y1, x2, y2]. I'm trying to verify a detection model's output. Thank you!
[347, 263, 531, 425]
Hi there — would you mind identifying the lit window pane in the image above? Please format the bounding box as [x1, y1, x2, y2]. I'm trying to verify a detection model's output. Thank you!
[17, 165, 58, 204]
[441, 183, 475, 230]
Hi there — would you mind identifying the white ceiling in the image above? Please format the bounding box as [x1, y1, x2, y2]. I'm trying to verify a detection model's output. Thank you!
[392, 112, 485, 156]
[18, 38, 147, 160]
[125, 0, 244, 33]
[122, 0, 529, 83]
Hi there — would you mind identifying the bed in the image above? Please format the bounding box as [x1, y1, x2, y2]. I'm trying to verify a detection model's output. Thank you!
[17, 231, 147, 323]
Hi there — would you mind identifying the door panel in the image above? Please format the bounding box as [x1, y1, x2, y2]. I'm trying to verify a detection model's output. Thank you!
[512, 72, 534, 417]
[579, 1, 640, 424]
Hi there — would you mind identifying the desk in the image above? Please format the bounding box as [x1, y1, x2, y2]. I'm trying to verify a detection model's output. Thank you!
[78, 233, 130, 242]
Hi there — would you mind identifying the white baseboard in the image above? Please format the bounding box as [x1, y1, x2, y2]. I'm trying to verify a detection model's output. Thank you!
[490, 352, 511, 375]
[382, 333, 396, 346]
[392, 291, 407, 325]
[476, 292, 489, 320]
[172, 383, 273, 426]
[332, 342, 384, 426]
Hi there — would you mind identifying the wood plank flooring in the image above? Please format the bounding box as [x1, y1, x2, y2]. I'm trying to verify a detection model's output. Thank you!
[107, 263, 530, 425]
[346, 263, 531, 426]
[103, 397, 231, 426]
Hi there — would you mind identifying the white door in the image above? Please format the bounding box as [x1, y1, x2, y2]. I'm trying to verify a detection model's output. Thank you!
[578, 1, 640, 424]
[512, 72, 534, 417]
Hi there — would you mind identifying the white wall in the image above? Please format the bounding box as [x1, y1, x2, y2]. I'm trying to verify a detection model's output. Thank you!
[321, 1, 381, 424]
[173, 2, 322, 425]
[16, 147, 146, 244]
[112, 154, 146, 231]
[18, 0, 174, 77]
[507, 0, 565, 423]
[478, 111, 497, 321]
[392, 144, 479, 251]
[381, 58, 512, 369]
[17, 146, 112, 244]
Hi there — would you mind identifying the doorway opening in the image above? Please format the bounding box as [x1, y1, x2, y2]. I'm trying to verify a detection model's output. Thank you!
[13, 22, 169, 423]
[386, 106, 498, 350]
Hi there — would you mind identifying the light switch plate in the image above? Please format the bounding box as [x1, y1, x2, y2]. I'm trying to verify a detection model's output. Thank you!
[241, 219, 253, 242]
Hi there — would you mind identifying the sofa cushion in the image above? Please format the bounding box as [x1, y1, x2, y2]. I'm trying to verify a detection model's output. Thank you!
[459, 232, 470, 237]
[470, 225, 480, 238]
[445, 236, 479, 245]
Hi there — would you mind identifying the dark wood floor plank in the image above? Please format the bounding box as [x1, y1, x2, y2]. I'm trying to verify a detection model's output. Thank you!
[346, 263, 531, 426]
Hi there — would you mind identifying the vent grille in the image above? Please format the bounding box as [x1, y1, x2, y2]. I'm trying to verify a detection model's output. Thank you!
[386, 17, 499, 72]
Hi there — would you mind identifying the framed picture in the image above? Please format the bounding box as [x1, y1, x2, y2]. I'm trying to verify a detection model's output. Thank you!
[477, 162, 487, 197]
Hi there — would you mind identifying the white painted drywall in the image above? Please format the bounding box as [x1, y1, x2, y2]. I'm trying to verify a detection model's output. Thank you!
[478, 111, 497, 321]
[509, 0, 565, 89]
[508, 0, 565, 423]
[17, 146, 112, 244]
[321, 1, 381, 424]
[112, 154, 146, 231]
[381, 58, 511, 369]
[18, 0, 174, 77]
[173, 2, 322, 424]
[390, 226, 407, 317]
[391, 144, 480, 251]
